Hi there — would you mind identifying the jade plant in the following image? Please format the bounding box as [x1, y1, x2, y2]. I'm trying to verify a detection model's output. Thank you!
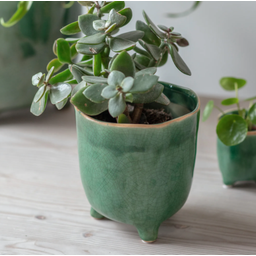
[203, 77, 256, 146]
[30, 1, 191, 124]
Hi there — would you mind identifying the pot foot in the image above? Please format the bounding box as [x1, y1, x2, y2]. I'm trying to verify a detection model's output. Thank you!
[223, 184, 233, 189]
[90, 207, 104, 219]
[136, 225, 159, 243]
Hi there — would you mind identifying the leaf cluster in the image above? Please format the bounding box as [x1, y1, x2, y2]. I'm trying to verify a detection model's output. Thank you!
[30, 1, 191, 124]
[203, 77, 256, 146]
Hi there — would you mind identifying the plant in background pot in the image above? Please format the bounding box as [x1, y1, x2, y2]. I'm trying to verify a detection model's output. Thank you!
[0, 1, 80, 113]
[29, 1, 200, 243]
[203, 77, 256, 187]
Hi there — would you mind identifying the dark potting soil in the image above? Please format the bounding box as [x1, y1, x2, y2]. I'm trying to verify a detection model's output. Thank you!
[93, 108, 172, 125]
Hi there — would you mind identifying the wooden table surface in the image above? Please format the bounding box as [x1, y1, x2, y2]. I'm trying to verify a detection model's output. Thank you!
[1, 96, 256, 255]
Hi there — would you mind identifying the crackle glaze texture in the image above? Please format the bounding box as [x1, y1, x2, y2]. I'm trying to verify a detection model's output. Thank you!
[0, 2, 79, 112]
[217, 133, 256, 185]
[75, 82, 200, 242]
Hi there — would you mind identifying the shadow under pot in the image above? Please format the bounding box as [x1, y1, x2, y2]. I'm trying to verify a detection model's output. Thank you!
[75, 82, 200, 243]
[217, 130, 256, 187]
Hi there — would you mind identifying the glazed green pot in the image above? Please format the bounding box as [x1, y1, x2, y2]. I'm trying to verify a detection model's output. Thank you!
[0, 2, 79, 112]
[75, 82, 200, 242]
[217, 132, 256, 186]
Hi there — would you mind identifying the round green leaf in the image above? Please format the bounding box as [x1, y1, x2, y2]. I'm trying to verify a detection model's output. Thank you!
[108, 93, 126, 118]
[121, 77, 134, 92]
[248, 103, 256, 125]
[216, 114, 248, 146]
[101, 85, 118, 99]
[202, 100, 214, 122]
[78, 14, 99, 36]
[221, 97, 239, 106]
[83, 83, 108, 103]
[50, 83, 72, 104]
[108, 71, 125, 86]
[220, 77, 246, 91]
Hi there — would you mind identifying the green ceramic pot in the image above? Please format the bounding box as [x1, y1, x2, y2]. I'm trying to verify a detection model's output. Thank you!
[217, 132, 256, 186]
[75, 82, 200, 242]
[0, 2, 79, 112]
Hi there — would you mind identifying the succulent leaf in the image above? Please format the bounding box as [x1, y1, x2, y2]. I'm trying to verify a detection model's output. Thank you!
[50, 83, 72, 104]
[117, 114, 131, 123]
[138, 39, 161, 60]
[82, 75, 108, 84]
[70, 65, 93, 83]
[46, 67, 55, 83]
[32, 72, 44, 86]
[176, 38, 189, 47]
[47, 58, 63, 73]
[101, 85, 118, 99]
[117, 31, 144, 42]
[93, 20, 106, 31]
[49, 69, 73, 84]
[65, 38, 80, 43]
[56, 39, 72, 64]
[134, 55, 151, 69]
[121, 77, 134, 92]
[71, 87, 108, 116]
[100, 1, 125, 13]
[76, 42, 106, 55]
[60, 21, 81, 35]
[154, 93, 170, 106]
[157, 24, 169, 32]
[30, 87, 50, 116]
[105, 23, 118, 34]
[108, 71, 125, 86]
[56, 97, 69, 110]
[34, 85, 46, 103]
[110, 51, 136, 77]
[93, 54, 102, 76]
[78, 33, 106, 45]
[130, 74, 159, 93]
[108, 93, 126, 117]
[109, 37, 135, 52]
[168, 44, 191, 76]
[108, 9, 127, 27]
[135, 67, 157, 76]
[125, 93, 133, 103]
[78, 14, 99, 36]
[83, 83, 108, 103]
[118, 8, 132, 26]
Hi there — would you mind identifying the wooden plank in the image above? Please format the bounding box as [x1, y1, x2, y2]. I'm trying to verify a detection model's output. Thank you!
[0, 98, 256, 254]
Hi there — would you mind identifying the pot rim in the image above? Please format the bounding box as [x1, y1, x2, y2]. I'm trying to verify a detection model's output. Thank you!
[75, 82, 200, 129]
[218, 108, 256, 136]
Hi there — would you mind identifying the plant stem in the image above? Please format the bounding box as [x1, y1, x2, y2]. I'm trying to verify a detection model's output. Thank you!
[214, 105, 225, 115]
[131, 103, 143, 124]
[235, 82, 242, 116]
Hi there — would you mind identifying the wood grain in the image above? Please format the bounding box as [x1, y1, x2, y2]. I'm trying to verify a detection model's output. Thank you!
[1, 97, 256, 254]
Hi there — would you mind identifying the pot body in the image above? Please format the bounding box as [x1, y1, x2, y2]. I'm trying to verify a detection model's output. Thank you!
[0, 2, 80, 112]
[75, 82, 200, 241]
[217, 133, 256, 185]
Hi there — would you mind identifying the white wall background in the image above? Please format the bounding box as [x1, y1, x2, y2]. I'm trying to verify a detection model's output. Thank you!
[85, 2, 256, 98]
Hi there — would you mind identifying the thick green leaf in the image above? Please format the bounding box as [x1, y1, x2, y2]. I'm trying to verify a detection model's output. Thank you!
[221, 97, 239, 106]
[158, 25, 169, 32]
[70, 43, 78, 59]
[66, 79, 78, 85]
[60, 21, 81, 35]
[220, 77, 247, 91]
[216, 114, 247, 146]
[100, 1, 125, 13]
[30, 88, 49, 116]
[121, 77, 134, 92]
[110, 51, 136, 77]
[78, 14, 99, 36]
[46, 67, 55, 83]
[78, 33, 106, 45]
[47, 58, 63, 73]
[154, 93, 170, 106]
[134, 55, 151, 69]
[118, 8, 132, 26]
[117, 114, 131, 123]
[135, 67, 157, 77]
[49, 69, 73, 84]
[132, 83, 164, 104]
[108, 70, 125, 86]
[56, 97, 69, 110]
[138, 39, 161, 61]
[83, 83, 108, 103]
[76, 59, 93, 67]
[34, 85, 46, 103]
[130, 74, 159, 93]
[0, 1, 32, 27]
[202, 100, 214, 122]
[93, 20, 106, 31]
[76, 42, 106, 55]
[248, 103, 256, 125]
[158, 50, 168, 67]
[101, 85, 118, 99]
[65, 38, 80, 43]
[117, 31, 144, 42]
[108, 9, 126, 27]
[72, 81, 86, 96]
[105, 23, 117, 34]
[93, 54, 102, 76]
[109, 38, 135, 52]
[109, 93, 126, 117]
[70, 65, 93, 83]
[143, 11, 166, 39]
[136, 20, 160, 46]
[168, 44, 191, 76]
[82, 76, 107, 84]
[134, 46, 151, 58]
[177, 38, 189, 47]
[71, 87, 108, 116]
[32, 72, 44, 86]
[125, 93, 133, 103]
[57, 39, 72, 64]
[50, 83, 72, 104]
